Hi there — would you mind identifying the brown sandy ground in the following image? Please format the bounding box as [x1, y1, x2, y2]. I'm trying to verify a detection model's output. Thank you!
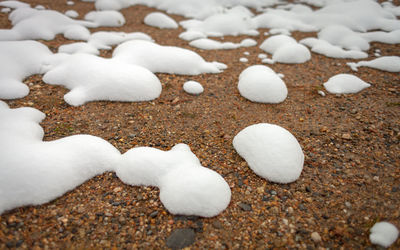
[0, 0, 399, 249]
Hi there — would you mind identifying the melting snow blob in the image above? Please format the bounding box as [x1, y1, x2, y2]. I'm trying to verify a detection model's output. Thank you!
[347, 56, 400, 72]
[233, 123, 304, 184]
[117, 144, 231, 217]
[0, 102, 121, 215]
[300, 37, 368, 59]
[0, 40, 53, 99]
[65, 10, 79, 18]
[323, 74, 371, 94]
[260, 35, 311, 64]
[144, 12, 178, 29]
[189, 38, 256, 50]
[183, 81, 204, 95]
[84, 10, 126, 27]
[0, 7, 96, 41]
[0, 102, 231, 217]
[237, 65, 287, 103]
[180, 6, 258, 37]
[113, 40, 227, 75]
[42, 54, 162, 106]
[370, 222, 399, 248]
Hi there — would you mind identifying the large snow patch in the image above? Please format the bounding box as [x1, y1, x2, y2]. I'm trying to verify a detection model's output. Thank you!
[233, 123, 304, 184]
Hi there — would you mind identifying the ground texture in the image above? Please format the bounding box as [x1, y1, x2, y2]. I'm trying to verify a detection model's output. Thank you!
[0, 0, 399, 249]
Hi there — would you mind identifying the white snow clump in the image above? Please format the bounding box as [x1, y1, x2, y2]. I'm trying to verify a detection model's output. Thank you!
[0, 7, 96, 41]
[183, 81, 204, 95]
[0, 102, 231, 217]
[189, 38, 256, 50]
[180, 6, 258, 37]
[323, 74, 371, 94]
[300, 38, 368, 59]
[95, 0, 131, 11]
[42, 54, 162, 106]
[370, 222, 399, 248]
[84, 10, 125, 27]
[113, 40, 227, 75]
[260, 35, 311, 64]
[0, 102, 121, 215]
[233, 123, 304, 184]
[347, 56, 400, 72]
[117, 144, 231, 217]
[144, 12, 178, 29]
[0, 40, 53, 99]
[237, 65, 287, 103]
[65, 10, 79, 18]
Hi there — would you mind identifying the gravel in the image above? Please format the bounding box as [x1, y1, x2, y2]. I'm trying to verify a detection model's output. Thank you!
[0, 0, 399, 249]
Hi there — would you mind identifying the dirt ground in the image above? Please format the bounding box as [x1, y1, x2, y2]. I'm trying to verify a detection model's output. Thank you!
[0, 0, 399, 249]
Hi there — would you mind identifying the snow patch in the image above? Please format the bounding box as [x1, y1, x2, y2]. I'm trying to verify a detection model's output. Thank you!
[0, 7, 96, 41]
[323, 74, 371, 94]
[42, 54, 162, 106]
[65, 10, 79, 18]
[0, 103, 231, 217]
[233, 123, 304, 184]
[260, 35, 311, 64]
[144, 12, 178, 29]
[183, 81, 204, 95]
[84, 10, 125, 27]
[0, 40, 53, 99]
[189, 38, 256, 50]
[370, 222, 399, 248]
[347, 56, 400, 72]
[238, 65, 287, 103]
[113, 40, 226, 75]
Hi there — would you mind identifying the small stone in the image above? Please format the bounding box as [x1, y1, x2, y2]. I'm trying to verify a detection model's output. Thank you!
[113, 187, 122, 193]
[320, 126, 328, 133]
[212, 220, 223, 229]
[287, 207, 294, 214]
[373, 176, 380, 181]
[171, 97, 180, 104]
[345, 202, 351, 208]
[238, 202, 252, 211]
[77, 206, 85, 213]
[311, 232, 322, 242]
[270, 206, 279, 214]
[342, 133, 351, 140]
[149, 211, 158, 218]
[257, 186, 264, 194]
[166, 228, 196, 249]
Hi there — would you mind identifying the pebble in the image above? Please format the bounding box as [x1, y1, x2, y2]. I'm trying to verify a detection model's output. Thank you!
[149, 211, 158, 218]
[166, 228, 196, 249]
[238, 202, 252, 211]
[342, 133, 351, 140]
[311, 232, 322, 242]
[212, 220, 223, 229]
[270, 206, 279, 214]
[287, 207, 294, 214]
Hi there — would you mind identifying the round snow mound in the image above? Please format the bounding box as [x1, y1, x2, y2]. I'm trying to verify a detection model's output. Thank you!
[260, 35, 297, 54]
[233, 123, 304, 184]
[238, 65, 287, 103]
[183, 81, 204, 95]
[370, 222, 399, 248]
[159, 164, 231, 217]
[144, 12, 178, 29]
[323, 74, 370, 94]
[272, 43, 311, 64]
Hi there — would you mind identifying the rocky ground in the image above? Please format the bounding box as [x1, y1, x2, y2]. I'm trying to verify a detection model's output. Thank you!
[1, 0, 399, 249]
